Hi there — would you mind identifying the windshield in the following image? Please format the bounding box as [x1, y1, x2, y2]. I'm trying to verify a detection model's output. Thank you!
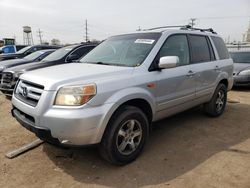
[16, 46, 32, 54]
[23, 51, 46, 61]
[230, 52, 250, 63]
[42, 46, 74, 62]
[80, 33, 161, 67]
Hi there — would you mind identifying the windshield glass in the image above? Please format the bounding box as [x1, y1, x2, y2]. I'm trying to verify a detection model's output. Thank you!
[23, 51, 46, 61]
[230, 52, 250, 63]
[42, 46, 74, 62]
[16, 46, 32, 54]
[80, 33, 161, 67]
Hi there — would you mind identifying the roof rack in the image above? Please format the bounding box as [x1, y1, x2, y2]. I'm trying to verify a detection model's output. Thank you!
[182, 25, 217, 34]
[143, 25, 189, 31]
[143, 25, 217, 34]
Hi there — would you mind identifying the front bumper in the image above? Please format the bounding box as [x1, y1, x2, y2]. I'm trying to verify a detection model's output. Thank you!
[11, 107, 61, 145]
[12, 93, 114, 146]
[233, 75, 250, 87]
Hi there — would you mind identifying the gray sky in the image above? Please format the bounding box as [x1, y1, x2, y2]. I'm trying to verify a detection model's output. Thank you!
[0, 0, 249, 44]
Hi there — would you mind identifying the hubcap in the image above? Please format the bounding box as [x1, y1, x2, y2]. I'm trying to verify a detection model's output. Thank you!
[215, 90, 225, 112]
[116, 119, 142, 155]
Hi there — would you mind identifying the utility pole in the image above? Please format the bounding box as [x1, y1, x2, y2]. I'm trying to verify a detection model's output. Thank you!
[189, 18, 196, 28]
[85, 19, 89, 42]
[136, 26, 142, 31]
[13, 34, 16, 44]
[37, 29, 43, 44]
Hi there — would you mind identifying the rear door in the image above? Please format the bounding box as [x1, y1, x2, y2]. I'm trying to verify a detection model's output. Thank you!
[188, 34, 218, 98]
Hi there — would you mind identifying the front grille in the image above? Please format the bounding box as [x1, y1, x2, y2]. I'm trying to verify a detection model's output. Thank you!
[1, 72, 13, 85]
[15, 80, 44, 107]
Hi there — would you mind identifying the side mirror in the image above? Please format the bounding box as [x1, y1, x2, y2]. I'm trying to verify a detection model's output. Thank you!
[66, 54, 79, 62]
[158, 56, 179, 69]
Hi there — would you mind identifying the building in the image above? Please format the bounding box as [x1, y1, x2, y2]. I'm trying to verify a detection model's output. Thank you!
[243, 21, 250, 43]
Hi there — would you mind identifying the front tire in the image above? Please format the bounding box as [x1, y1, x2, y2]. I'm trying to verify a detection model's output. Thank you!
[99, 105, 149, 165]
[204, 83, 227, 117]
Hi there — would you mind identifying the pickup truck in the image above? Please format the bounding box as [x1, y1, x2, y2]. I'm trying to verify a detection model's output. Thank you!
[0, 45, 60, 61]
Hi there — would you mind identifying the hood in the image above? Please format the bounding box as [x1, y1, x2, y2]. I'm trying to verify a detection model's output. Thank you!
[4, 61, 53, 73]
[20, 63, 134, 90]
[0, 58, 29, 71]
[233, 63, 250, 74]
[0, 53, 21, 61]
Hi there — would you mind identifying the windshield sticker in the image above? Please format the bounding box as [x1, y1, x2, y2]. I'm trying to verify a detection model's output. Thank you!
[135, 39, 155, 44]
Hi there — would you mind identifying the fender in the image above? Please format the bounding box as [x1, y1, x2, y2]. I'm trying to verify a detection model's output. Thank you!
[93, 86, 156, 143]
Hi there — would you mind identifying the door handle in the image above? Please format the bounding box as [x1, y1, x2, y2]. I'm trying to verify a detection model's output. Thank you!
[186, 70, 196, 77]
[214, 66, 221, 71]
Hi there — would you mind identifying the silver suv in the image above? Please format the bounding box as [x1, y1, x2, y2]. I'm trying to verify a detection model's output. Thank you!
[11, 26, 233, 165]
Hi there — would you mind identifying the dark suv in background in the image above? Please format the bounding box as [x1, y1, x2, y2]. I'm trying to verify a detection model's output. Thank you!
[0, 44, 97, 96]
[0, 45, 61, 61]
[0, 49, 55, 96]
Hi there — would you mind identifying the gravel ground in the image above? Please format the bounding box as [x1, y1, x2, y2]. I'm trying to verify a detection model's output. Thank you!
[0, 88, 250, 188]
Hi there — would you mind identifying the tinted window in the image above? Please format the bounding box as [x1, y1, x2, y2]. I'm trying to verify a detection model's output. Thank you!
[43, 46, 74, 62]
[230, 52, 250, 63]
[16, 46, 32, 54]
[159, 35, 190, 66]
[211, 36, 229, 60]
[189, 35, 211, 63]
[72, 46, 94, 59]
[23, 51, 46, 61]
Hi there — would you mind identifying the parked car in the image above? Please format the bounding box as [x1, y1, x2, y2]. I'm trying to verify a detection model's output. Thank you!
[0, 44, 97, 96]
[229, 50, 250, 87]
[0, 49, 56, 96]
[0, 45, 60, 61]
[0, 45, 27, 54]
[11, 26, 233, 165]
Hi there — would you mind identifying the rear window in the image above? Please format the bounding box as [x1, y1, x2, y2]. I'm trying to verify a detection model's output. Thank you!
[230, 52, 250, 63]
[211, 36, 229, 60]
[189, 35, 211, 63]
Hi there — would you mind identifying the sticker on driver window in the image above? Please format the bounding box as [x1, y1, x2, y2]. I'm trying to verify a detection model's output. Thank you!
[135, 39, 155, 44]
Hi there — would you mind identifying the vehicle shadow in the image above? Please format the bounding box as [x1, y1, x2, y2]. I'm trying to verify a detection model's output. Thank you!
[43, 103, 250, 187]
[232, 86, 250, 91]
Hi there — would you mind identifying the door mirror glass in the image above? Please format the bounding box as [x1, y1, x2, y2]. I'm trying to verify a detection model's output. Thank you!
[158, 56, 179, 69]
[67, 54, 79, 62]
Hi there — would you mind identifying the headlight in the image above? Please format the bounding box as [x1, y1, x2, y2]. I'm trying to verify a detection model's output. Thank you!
[239, 69, 250, 76]
[14, 71, 24, 78]
[0, 66, 5, 72]
[54, 84, 96, 106]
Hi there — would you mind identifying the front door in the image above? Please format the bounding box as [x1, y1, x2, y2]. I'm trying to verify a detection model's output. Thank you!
[155, 34, 196, 113]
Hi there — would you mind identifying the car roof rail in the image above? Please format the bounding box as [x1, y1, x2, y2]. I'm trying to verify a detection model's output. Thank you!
[180, 25, 217, 34]
[143, 25, 217, 34]
[143, 25, 190, 31]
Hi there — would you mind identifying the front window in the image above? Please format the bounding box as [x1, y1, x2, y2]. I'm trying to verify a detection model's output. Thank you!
[23, 51, 45, 61]
[230, 52, 250, 63]
[42, 46, 74, 62]
[80, 33, 161, 67]
[16, 46, 32, 54]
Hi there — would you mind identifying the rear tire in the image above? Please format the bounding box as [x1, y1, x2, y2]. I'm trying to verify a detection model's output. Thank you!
[204, 83, 227, 117]
[99, 105, 149, 165]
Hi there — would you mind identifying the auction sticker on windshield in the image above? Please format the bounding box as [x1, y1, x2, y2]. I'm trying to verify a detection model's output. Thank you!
[135, 39, 155, 44]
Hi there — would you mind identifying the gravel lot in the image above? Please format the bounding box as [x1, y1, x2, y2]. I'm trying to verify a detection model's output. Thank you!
[0, 89, 250, 188]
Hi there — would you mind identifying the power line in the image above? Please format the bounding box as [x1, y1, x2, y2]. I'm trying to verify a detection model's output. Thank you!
[37, 29, 43, 44]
